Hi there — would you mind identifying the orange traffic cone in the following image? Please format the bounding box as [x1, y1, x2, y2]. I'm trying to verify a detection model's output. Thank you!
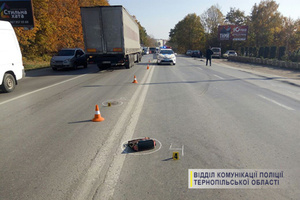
[132, 75, 138, 83]
[148, 59, 151, 63]
[147, 64, 149, 70]
[92, 105, 105, 122]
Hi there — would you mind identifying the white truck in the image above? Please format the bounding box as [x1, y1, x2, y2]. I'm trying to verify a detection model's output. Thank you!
[80, 6, 142, 69]
[0, 20, 25, 93]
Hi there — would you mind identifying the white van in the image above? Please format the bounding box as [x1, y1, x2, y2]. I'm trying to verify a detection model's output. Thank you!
[0, 20, 25, 93]
[211, 47, 221, 59]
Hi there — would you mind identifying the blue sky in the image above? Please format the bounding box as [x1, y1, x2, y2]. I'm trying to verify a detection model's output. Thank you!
[108, 0, 299, 39]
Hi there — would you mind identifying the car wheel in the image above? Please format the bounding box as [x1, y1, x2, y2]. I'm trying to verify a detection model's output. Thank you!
[73, 63, 78, 69]
[1, 73, 16, 93]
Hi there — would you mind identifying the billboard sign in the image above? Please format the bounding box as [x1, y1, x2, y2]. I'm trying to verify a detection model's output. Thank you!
[218, 25, 248, 41]
[0, 0, 34, 27]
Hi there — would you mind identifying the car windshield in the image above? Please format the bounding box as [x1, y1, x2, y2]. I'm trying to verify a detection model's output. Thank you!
[160, 50, 174, 54]
[57, 50, 75, 56]
[212, 49, 220, 52]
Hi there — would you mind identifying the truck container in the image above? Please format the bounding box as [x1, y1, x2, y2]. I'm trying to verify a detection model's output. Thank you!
[0, 20, 25, 93]
[80, 6, 141, 69]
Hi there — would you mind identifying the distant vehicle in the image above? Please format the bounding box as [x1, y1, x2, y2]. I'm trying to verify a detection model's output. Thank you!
[186, 50, 192, 56]
[0, 20, 25, 93]
[142, 47, 149, 55]
[149, 47, 156, 54]
[50, 48, 87, 70]
[157, 49, 176, 65]
[223, 50, 237, 58]
[191, 50, 203, 58]
[81, 6, 141, 69]
[211, 47, 221, 58]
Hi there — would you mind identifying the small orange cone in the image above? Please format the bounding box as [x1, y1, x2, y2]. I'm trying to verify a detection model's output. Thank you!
[148, 59, 151, 63]
[132, 75, 138, 83]
[147, 64, 149, 70]
[92, 105, 105, 122]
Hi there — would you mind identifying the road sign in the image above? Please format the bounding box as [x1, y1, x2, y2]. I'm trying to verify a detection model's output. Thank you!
[0, 0, 34, 27]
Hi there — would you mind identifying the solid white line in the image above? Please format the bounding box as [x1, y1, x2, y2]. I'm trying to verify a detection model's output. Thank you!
[96, 66, 156, 199]
[214, 74, 224, 79]
[0, 74, 87, 106]
[258, 95, 294, 111]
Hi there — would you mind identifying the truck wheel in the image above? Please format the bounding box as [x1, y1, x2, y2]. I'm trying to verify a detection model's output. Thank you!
[125, 56, 130, 69]
[1, 73, 16, 93]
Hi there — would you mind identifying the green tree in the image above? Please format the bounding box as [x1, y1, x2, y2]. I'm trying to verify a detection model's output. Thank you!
[225, 7, 247, 25]
[249, 0, 282, 47]
[200, 5, 224, 47]
[279, 17, 300, 52]
[169, 13, 205, 53]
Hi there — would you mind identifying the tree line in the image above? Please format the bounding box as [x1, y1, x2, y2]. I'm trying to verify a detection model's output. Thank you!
[14, 0, 152, 60]
[168, 0, 300, 58]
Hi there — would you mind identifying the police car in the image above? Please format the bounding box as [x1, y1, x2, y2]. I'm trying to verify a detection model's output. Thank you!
[156, 47, 176, 65]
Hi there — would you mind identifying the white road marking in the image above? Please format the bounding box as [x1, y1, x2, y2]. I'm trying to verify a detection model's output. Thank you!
[96, 65, 155, 199]
[72, 65, 156, 200]
[258, 95, 294, 111]
[214, 74, 224, 79]
[0, 74, 87, 106]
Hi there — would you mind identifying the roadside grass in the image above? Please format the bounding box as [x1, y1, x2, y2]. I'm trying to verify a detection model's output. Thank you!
[23, 57, 50, 71]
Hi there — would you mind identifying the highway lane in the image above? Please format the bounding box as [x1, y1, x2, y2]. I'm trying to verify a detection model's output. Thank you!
[0, 55, 299, 199]
[0, 59, 153, 199]
[105, 56, 300, 200]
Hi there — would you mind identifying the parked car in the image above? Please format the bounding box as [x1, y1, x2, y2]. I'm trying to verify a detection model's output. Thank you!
[223, 50, 237, 58]
[50, 48, 87, 70]
[191, 50, 203, 58]
[157, 49, 176, 65]
[186, 50, 192, 56]
[211, 47, 221, 58]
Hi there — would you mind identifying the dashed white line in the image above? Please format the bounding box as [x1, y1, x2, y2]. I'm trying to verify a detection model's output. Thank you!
[214, 74, 224, 79]
[258, 95, 294, 111]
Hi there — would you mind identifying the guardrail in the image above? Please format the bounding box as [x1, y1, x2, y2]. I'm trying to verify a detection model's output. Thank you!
[228, 56, 300, 70]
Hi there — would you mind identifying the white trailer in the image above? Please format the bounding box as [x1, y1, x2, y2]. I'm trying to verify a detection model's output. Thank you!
[80, 6, 142, 69]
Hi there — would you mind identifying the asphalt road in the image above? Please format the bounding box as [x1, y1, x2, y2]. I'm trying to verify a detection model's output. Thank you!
[0, 55, 299, 200]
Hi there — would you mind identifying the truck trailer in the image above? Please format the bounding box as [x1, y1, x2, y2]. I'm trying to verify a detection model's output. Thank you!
[80, 6, 142, 69]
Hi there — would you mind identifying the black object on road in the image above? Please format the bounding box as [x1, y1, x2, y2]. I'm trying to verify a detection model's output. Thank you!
[128, 137, 156, 151]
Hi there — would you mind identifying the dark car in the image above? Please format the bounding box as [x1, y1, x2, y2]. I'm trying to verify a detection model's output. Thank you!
[191, 50, 203, 58]
[50, 48, 87, 70]
[149, 47, 156, 54]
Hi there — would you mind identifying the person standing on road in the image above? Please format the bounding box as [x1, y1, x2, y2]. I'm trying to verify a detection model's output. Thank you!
[206, 47, 213, 66]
